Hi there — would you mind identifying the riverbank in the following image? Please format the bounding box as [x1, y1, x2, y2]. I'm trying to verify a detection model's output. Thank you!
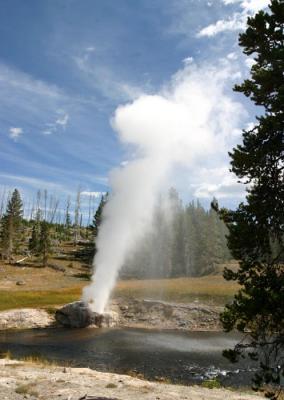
[0, 358, 262, 400]
[0, 298, 222, 331]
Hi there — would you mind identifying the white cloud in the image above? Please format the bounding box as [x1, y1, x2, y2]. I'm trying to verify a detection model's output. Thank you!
[42, 110, 69, 135]
[222, 0, 270, 11]
[198, 0, 270, 37]
[9, 127, 23, 141]
[227, 52, 238, 60]
[198, 12, 246, 37]
[0, 63, 62, 99]
[182, 56, 194, 65]
[73, 55, 145, 102]
[85, 46, 95, 52]
[0, 173, 64, 191]
[56, 112, 69, 128]
[192, 167, 245, 199]
[240, 0, 270, 12]
[245, 57, 257, 68]
[245, 121, 256, 131]
[222, 0, 240, 4]
[81, 191, 106, 198]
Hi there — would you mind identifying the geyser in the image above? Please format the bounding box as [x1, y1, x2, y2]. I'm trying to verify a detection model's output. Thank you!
[82, 62, 245, 313]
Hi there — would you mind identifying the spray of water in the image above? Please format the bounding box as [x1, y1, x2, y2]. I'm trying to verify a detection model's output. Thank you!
[82, 62, 245, 313]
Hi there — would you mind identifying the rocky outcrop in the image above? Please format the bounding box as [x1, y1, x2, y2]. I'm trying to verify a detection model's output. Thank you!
[55, 301, 119, 328]
[0, 299, 221, 331]
[55, 301, 95, 328]
[0, 308, 53, 330]
[115, 299, 222, 331]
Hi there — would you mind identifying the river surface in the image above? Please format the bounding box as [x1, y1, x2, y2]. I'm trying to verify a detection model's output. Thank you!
[0, 328, 256, 386]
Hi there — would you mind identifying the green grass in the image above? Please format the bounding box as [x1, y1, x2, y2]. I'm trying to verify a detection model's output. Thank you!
[201, 379, 222, 389]
[0, 276, 239, 311]
[0, 287, 81, 311]
[15, 382, 38, 396]
[105, 383, 117, 388]
[114, 276, 238, 305]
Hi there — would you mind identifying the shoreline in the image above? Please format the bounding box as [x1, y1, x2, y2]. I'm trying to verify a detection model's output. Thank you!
[0, 298, 223, 331]
[0, 358, 263, 400]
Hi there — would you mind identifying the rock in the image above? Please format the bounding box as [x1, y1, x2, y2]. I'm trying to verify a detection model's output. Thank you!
[55, 301, 119, 328]
[100, 311, 119, 328]
[16, 280, 25, 286]
[48, 264, 66, 272]
[0, 308, 53, 330]
[55, 301, 95, 328]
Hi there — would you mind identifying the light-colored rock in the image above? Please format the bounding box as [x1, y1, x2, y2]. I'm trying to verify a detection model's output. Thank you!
[0, 359, 263, 400]
[115, 298, 223, 331]
[0, 308, 53, 330]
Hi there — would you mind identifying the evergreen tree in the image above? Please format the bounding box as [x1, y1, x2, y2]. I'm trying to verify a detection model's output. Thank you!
[215, 2, 284, 397]
[92, 193, 108, 238]
[0, 189, 23, 262]
[29, 223, 39, 254]
[38, 221, 51, 267]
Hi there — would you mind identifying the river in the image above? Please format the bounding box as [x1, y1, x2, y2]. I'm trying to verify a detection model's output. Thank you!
[0, 328, 256, 387]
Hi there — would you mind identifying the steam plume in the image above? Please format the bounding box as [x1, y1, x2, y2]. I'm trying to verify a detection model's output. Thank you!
[82, 62, 244, 313]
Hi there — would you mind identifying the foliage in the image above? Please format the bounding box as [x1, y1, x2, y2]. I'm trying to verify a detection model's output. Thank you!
[0, 189, 23, 262]
[38, 221, 52, 267]
[122, 190, 231, 279]
[29, 223, 40, 254]
[91, 193, 108, 238]
[201, 379, 222, 389]
[214, 1, 284, 398]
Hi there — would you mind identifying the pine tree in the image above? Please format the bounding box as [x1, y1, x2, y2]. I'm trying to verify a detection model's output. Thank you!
[0, 189, 23, 262]
[215, 2, 284, 397]
[38, 221, 51, 267]
[92, 193, 108, 238]
[29, 223, 39, 254]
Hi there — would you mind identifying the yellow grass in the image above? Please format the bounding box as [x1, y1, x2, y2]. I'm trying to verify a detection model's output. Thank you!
[114, 276, 239, 304]
[0, 287, 82, 311]
[0, 274, 239, 311]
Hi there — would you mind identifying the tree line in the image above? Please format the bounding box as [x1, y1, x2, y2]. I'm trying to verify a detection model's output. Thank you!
[121, 188, 231, 279]
[0, 188, 92, 266]
[0, 187, 230, 276]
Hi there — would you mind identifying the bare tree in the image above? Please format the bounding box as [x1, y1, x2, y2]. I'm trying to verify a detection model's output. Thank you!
[48, 195, 59, 224]
[44, 189, 48, 220]
[74, 187, 81, 244]
[0, 188, 7, 219]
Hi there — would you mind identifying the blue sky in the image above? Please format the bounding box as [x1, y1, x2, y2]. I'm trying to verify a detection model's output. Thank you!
[0, 0, 269, 221]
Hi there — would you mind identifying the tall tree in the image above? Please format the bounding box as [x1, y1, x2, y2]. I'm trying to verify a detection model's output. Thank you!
[29, 223, 39, 255]
[74, 187, 81, 244]
[0, 189, 23, 262]
[38, 221, 51, 267]
[92, 193, 108, 239]
[64, 196, 72, 240]
[214, 2, 284, 398]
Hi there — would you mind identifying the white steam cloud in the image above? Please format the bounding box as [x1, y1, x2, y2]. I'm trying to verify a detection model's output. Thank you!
[82, 62, 245, 313]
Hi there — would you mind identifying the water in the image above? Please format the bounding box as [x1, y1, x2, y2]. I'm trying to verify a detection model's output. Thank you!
[0, 328, 256, 386]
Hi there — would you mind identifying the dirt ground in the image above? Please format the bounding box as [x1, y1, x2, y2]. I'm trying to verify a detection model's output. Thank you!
[0, 358, 263, 400]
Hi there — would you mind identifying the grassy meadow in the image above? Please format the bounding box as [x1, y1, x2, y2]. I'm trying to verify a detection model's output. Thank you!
[0, 258, 239, 311]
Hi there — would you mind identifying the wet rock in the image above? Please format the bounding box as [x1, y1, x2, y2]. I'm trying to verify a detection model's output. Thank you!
[55, 301, 119, 328]
[55, 301, 96, 328]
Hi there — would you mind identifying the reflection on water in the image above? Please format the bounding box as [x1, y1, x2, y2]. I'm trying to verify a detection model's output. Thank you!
[0, 328, 256, 386]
